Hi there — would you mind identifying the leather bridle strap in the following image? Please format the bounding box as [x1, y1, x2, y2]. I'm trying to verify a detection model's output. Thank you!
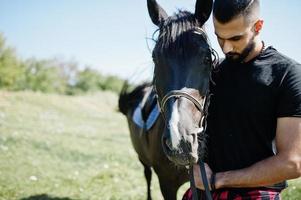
[189, 166, 199, 200]
[160, 90, 205, 113]
[189, 161, 212, 200]
[199, 161, 213, 200]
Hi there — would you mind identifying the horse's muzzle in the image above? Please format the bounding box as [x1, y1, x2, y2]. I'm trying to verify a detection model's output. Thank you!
[162, 137, 198, 166]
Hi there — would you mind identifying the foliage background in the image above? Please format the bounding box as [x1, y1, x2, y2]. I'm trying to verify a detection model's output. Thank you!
[0, 33, 125, 95]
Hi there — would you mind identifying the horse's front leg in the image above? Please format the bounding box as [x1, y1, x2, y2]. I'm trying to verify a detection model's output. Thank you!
[140, 159, 152, 200]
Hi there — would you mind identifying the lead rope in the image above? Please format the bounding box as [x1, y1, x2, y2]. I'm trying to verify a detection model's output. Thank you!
[199, 161, 213, 200]
[189, 166, 199, 200]
[189, 162, 212, 200]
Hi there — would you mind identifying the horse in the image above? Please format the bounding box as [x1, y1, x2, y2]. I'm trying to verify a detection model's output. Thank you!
[148, 0, 217, 198]
[149, 0, 215, 166]
[119, 0, 215, 199]
[119, 82, 189, 200]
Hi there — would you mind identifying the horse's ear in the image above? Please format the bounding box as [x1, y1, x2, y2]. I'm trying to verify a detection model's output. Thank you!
[194, 0, 213, 25]
[147, 0, 168, 26]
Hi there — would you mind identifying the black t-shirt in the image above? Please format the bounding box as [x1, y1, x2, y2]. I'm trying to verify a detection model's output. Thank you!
[206, 46, 301, 189]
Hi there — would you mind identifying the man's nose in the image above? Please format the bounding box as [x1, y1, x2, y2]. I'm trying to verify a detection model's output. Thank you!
[222, 40, 233, 54]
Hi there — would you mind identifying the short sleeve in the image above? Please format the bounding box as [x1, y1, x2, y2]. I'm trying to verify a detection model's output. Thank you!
[277, 63, 301, 117]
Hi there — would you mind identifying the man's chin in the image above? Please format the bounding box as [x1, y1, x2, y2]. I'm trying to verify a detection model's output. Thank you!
[226, 56, 241, 63]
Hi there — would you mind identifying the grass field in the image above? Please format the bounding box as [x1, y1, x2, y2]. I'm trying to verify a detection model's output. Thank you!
[0, 91, 300, 200]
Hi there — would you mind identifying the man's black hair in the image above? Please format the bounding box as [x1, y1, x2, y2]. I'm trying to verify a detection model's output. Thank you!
[213, 0, 259, 24]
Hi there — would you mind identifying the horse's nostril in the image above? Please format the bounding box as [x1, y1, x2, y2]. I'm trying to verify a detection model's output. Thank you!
[164, 138, 173, 150]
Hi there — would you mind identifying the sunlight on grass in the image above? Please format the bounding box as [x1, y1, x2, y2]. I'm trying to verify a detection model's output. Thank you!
[0, 91, 299, 200]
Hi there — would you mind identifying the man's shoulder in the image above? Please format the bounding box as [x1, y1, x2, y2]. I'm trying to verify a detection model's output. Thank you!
[253, 46, 301, 78]
[263, 46, 300, 67]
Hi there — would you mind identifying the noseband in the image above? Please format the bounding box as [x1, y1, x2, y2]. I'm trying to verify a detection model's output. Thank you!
[161, 90, 205, 113]
[160, 90, 207, 128]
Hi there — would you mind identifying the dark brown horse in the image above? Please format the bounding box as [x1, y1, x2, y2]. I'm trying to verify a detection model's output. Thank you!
[148, 0, 214, 167]
[119, 82, 188, 200]
[118, 0, 215, 199]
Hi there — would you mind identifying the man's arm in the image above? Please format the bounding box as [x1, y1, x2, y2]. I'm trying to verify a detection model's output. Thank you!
[215, 117, 301, 188]
[194, 117, 301, 189]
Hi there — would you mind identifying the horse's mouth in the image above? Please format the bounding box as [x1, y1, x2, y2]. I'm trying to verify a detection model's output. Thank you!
[165, 150, 198, 166]
[162, 138, 198, 166]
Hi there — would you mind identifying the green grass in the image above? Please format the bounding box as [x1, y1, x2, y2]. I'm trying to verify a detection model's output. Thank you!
[0, 90, 299, 200]
[0, 91, 189, 200]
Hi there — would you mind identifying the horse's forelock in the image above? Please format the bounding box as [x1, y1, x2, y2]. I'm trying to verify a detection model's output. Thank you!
[153, 10, 207, 56]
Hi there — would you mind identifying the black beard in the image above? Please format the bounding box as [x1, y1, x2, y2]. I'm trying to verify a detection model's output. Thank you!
[226, 38, 256, 63]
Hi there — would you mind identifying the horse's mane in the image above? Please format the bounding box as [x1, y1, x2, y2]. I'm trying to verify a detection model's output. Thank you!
[118, 82, 152, 115]
[154, 10, 208, 57]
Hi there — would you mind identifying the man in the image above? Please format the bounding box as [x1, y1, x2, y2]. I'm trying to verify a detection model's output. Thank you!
[190, 0, 301, 199]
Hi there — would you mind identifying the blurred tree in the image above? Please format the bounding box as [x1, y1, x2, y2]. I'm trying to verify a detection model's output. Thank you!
[0, 33, 23, 89]
[0, 33, 125, 94]
[22, 58, 68, 93]
[73, 67, 105, 93]
[101, 75, 124, 93]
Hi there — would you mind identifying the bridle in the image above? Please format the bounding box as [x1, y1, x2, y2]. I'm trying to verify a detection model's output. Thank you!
[155, 88, 213, 200]
[155, 86, 212, 200]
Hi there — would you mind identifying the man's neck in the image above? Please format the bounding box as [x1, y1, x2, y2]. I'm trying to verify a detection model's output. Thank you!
[243, 40, 264, 63]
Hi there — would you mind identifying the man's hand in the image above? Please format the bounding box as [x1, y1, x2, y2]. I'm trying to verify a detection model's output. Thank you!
[193, 163, 213, 190]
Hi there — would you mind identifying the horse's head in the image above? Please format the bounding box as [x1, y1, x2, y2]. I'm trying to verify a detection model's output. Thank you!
[148, 0, 215, 166]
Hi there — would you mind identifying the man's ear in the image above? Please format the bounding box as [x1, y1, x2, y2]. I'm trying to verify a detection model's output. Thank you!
[254, 19, 264, 33]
